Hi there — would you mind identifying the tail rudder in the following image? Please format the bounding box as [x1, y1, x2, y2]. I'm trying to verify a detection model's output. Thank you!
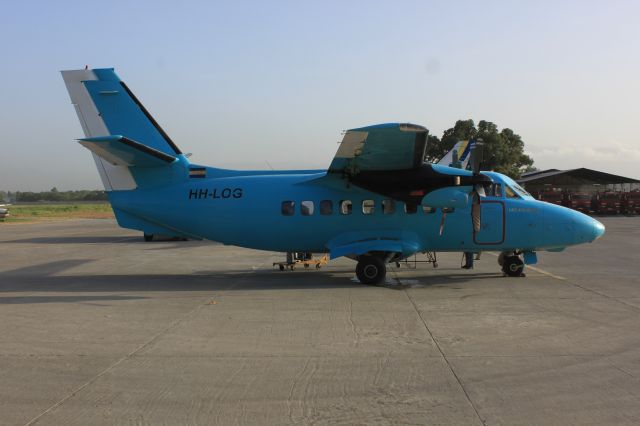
[61, 68, 185, 190]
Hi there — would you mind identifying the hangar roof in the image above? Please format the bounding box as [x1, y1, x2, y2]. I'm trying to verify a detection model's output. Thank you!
[518, 168, 640, 185]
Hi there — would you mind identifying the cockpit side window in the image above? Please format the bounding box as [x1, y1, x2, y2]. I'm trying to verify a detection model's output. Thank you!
[505, 185, 520, 199]
[484, 183, 502, 197]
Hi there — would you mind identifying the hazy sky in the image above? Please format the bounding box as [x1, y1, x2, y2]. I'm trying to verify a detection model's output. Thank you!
[1, 0, 639, 191]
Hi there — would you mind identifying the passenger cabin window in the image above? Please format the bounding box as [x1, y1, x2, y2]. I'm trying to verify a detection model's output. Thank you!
[320, 200, 333, 215]
[301, 201, 314, 215]
[340, 200, 352, 215]
[404, 203, 417, 214]
[281, 201, 295, 216]
[362, 200, 375, 215]
[382, 199, 395, 214]
[422, 205, 435, 214]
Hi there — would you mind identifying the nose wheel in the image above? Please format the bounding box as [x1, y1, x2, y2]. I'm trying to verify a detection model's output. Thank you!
[356, 255, 387, 285]
[498, 252, 525, 277]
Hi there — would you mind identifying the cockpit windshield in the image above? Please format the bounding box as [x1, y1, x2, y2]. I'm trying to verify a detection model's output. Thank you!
[505, 185, 519, 199]
[479, 172, 534, 200]
[510, 182, 531, 198]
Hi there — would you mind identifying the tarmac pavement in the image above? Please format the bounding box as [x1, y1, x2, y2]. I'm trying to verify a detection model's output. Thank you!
[0, 217, 639, 425]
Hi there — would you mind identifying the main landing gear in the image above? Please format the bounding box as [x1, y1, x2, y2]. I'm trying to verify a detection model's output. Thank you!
[498, 252, 525, 277]
[356, 255, 387, 285]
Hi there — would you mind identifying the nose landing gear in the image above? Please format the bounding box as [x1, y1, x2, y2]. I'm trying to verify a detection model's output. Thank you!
[498, 252, 526, 277]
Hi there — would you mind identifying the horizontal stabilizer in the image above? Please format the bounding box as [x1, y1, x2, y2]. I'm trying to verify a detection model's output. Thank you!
[78, 135, 177, 167]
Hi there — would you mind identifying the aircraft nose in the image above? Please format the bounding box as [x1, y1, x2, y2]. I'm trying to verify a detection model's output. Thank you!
[592, 219, 605, 241]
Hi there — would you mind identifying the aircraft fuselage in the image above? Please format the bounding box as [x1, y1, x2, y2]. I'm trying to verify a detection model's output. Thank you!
[108, 165, 603, 257]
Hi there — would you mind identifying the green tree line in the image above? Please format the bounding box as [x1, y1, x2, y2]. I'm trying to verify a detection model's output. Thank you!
[1, 188, 108, 202]
[425, 119, 535, 179]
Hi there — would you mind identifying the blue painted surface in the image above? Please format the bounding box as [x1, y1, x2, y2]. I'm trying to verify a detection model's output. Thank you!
[523, 251, 538, 265]
[422, 187, 470, 208]
[78, 135, 177, 167]
[431, 163, 473, 176]
[107, 169, 604, 257]
[475, 202, 504, 244]
[328, 123, 425, 172]
[75, 69, 606, 265]
[84, 69, 177, 157]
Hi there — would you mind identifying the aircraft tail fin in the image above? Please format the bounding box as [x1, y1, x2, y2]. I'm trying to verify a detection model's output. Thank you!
[436, 139, 476, 170]
[61, 68, 185, 190]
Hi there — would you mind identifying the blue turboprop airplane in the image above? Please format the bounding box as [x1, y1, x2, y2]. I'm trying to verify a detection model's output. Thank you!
[61, 68, 605, 284]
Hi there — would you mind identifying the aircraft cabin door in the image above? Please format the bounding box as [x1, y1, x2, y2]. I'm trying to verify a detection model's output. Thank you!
[473, 201, 505, 245]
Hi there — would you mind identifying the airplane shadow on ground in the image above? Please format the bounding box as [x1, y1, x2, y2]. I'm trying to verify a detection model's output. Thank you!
[2, 236, 215, 246]
[3, 236, 142, 244]
[0, 259, 505, 304]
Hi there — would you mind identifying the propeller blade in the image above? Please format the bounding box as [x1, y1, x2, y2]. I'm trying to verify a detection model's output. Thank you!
[469, 139, 484, 175]
[472, 196, 481, 233]
[470, 185, 483, 233]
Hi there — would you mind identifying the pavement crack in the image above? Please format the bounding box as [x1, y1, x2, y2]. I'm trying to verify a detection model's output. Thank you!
[611, 363, 636, 379]
[402, 286, 487, 426]
[347, 296, 360, 346]
[22, 299, 207, 426]
[287, 357, 312, 424]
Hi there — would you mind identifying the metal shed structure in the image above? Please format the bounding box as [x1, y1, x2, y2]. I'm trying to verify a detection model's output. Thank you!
[518, 168, 640, 193]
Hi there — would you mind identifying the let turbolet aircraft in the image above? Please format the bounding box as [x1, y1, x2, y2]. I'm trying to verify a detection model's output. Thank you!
[61, 68, 605, 284]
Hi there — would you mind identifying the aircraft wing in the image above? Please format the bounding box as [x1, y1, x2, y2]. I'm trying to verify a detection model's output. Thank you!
[320, 123, 486, 206]
[328, 123, 428, 175]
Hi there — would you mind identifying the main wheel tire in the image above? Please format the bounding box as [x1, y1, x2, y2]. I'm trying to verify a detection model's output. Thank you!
[356, 256, 387, 285]
[503, 256, 524, 277]
[143, 233, 153, 242]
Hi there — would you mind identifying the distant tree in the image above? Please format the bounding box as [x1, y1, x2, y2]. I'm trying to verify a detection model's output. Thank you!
[423, 134, 446, 163]
[424, 119, 477, 163]
[424, 119, 534, 179]
[14, 189, 107, 202]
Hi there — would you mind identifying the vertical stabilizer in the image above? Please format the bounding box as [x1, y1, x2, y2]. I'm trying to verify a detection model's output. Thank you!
[61, 68, 184, 191]
[62, 69, 135, 190]
[437, 139, 476, 170]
